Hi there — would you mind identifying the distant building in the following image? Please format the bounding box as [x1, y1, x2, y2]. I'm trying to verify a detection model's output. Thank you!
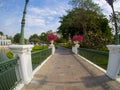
[0, 35, 11, 46]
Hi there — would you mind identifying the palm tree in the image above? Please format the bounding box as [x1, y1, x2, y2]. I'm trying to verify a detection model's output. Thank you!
[106, 0, 119, 44]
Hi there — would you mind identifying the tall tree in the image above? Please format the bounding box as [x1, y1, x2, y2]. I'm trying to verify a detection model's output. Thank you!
[69, 0, 102, 14]
[58, 8, 113, 49]
[105, 0, 119, 44]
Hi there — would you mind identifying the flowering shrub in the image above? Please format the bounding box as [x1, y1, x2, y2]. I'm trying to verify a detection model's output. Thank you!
[72, 35, 83, 42]
[46, 33, 57, 41]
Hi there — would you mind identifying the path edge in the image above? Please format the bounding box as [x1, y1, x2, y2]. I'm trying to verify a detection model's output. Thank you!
[77, 54, 106, 73]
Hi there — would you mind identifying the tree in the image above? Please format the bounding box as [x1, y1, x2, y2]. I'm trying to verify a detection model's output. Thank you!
[46, 30, 53, 34]
[13, 33, 21, 43]
[29, 34, 40, 44]
[58, 8, 113, 49]
[105, 0, 119, 44]
[69, 0, 102, 14]
[39, 32, 47, 43]
[0, 31, 3, 35]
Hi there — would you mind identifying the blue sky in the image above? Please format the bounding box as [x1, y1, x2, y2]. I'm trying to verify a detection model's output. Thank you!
[0, 0, 120, 39]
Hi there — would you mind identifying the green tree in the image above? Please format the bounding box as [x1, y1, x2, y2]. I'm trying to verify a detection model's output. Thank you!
[105, 0, 119, 44]
[58, 8, 113, 49]
[0, 31, 3, 35]
[46, 30, 53, 34]
[29, 34, 40, 44]
[39, 32, 47, 43]
[13, 33, 21, 43]
[69, 0, 102, 14]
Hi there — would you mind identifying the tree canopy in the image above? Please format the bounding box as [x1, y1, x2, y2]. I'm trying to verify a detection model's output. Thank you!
[0, 31, 3, 35]
[13, 33, 21, 43]
[58, 8, 113, 49]
[69, 0, 102, 14]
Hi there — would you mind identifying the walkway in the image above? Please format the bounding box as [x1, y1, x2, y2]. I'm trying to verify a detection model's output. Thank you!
[22, 47, 120, 90]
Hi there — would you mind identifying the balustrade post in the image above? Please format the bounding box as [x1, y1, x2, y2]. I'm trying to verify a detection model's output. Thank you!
[107, 45, 120, 80]
[49, 40, 55, 55]
[72, 42, 79, 54]
[9, 45, 33, 84]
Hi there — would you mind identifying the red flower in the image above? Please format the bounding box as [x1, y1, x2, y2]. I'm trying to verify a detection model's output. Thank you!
[46, 33, 57, 41]
[72, 35, 83, 42]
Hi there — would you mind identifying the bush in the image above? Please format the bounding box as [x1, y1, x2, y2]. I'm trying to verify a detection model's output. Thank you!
[6, 51, 14, 59]
[58, 43, 72, 49]
[32, 45, 48, 52]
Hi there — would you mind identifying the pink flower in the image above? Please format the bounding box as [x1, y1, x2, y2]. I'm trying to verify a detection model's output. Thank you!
[72, 35, 83, 42]
[46, 33, 57, 41]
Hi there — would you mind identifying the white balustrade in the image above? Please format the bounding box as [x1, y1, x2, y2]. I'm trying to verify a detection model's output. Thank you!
[72, 42, 79, 54]
[107, 45, 120, 81]
[9, 45, 33, 84]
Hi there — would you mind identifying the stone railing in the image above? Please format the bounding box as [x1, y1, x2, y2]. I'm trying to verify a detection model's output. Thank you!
[8, 44, 55, 90]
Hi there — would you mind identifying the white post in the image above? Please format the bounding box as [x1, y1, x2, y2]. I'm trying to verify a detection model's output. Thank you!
[107, 45, 120, 80]
[72, 41, 79, 54]
[49, 40, 55, 55]
[9, 45, 33, 84]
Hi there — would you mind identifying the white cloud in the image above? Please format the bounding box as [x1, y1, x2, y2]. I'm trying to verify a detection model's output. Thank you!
[114, 1, 120, 11]
[26, 15, 45, 27]
[93, 0, 120, 17]
[28, 6, 43, 14]
[28, 6, 58, 16]
[0, 0, 70, 39]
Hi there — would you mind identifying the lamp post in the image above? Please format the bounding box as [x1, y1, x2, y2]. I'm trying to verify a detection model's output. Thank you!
[20, 0, 29, 45]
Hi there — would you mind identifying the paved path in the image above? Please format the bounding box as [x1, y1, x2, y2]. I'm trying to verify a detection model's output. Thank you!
[22, 47, 120, 90]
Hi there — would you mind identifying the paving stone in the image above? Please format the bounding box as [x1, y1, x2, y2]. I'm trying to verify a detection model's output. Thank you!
[22, 47, 120, 90]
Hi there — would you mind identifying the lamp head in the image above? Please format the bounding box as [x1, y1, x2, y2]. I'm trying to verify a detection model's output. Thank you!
[26, 0, 29, 3]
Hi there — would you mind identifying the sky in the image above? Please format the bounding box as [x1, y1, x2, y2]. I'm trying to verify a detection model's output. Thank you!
[0, 0, 120, 39]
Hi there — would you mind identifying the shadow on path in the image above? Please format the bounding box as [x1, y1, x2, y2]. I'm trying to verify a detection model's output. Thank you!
[22, 46, 120, 90]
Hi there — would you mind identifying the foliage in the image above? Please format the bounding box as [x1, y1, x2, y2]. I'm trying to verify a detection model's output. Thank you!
[13, 33, 26, 44]
[69, 0, 102, 14]
[6, 51, 14, 59]
[72, 35, 83, 41]
[58, 8, 113, 49]
[13, 33, 21, 43]
[32, 45, 48, 52]
[29, 34, 40, 44]
[56, 37, 68, 43]
[0, 31, 3, 35]
[39, 32, 47, 43]
[58, 43, 72, 49]
[29, 30, 54, 44]
[46, 33, 57, 41]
